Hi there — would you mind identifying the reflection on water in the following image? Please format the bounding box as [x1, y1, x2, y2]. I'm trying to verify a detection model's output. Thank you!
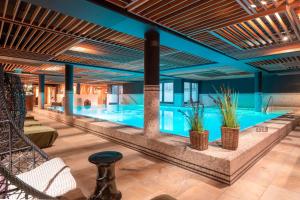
[50, 105, 286, 142]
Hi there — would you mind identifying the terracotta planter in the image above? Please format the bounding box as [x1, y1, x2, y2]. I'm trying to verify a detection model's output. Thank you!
[189, 130, 209, 151]
[221, 126, 240, 150]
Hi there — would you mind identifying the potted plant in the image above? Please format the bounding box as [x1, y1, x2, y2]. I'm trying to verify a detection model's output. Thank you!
[178, 99, 209, 151]
[209, 86, 239, 150]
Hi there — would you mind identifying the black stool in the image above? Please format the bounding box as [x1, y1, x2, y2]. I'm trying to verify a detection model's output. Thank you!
[88, 151, 123, 200]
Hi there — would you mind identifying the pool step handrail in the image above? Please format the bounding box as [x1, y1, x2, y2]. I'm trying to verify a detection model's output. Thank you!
[263, 96, 273, 113]
[124, 94, 138, 105]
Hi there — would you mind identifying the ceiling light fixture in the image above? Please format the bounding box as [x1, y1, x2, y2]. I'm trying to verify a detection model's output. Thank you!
[69, 46, 102, 55]
[250, 4, 257, 8]
[261, 1, 267, 5]
[282, 36, 289, 41]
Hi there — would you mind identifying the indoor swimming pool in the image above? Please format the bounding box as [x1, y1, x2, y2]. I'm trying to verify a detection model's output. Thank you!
[50, 105, 286, 142]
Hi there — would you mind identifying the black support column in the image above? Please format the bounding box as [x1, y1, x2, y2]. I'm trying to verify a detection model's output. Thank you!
[38, 74, 45, 109]
[76, 83, 81, 95]
[144, 30, 160, 138]
[255, 72, 263, 112]
[64, 64, 74, 116]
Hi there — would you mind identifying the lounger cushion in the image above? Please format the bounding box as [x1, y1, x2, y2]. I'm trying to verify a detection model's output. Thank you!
[24, 126, 58, 148]
[16, 158, 76, 197]
[24, 120, 42, 127]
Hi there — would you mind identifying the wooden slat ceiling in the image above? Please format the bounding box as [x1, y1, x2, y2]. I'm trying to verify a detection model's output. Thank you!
[0, 0, 216, 83]
[1, 60, 132, 83]
[105, 0, 300, 59]
[166, 66, 252, 80]
[53, 40, 214, 71]
[249, 55, 300, 71]
[1, 0, 300, 83]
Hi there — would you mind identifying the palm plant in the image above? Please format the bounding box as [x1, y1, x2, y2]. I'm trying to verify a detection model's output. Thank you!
[209, 86, 239, 128]
[178, 99, 204, 132]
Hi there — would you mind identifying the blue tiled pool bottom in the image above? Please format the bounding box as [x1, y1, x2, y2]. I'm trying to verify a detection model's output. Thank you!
[50, 105, 286, 142]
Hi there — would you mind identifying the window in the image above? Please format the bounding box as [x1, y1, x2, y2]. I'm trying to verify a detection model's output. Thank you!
[191, 83, 198, 102]
[164, 82, 174, 103]
[184, 82, 198, 103]
[160, 82, 174, 103]
[184, 82, 190, 103]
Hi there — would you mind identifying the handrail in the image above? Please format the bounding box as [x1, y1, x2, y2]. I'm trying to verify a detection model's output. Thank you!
[263, 96, 273, 113]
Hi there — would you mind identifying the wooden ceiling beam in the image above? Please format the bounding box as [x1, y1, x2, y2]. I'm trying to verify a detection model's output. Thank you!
[0, 0, 8, 39]
[247, 20, 272, 44]
[235, 0, 253, 15]
[214, 29, 246, 49]
[159, 0, 231, 26]
[232, 24, 258, 47]
[239, 42, 300, 62]
[148, 0, 193, 22]
[35, 33, 57, 53]
[274, 12, 292, 41]
[255, 17, 278, 43]
[223, 26, 251, 48]
[9, 25, 21, 48]
[285, 6, 300, 40]
[32, 32, 51, 52]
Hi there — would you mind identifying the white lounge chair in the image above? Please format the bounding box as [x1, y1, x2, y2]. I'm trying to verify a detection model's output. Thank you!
[0, 69, 76, 199]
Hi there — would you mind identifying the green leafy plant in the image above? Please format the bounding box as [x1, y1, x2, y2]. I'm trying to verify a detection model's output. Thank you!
[178, 99, 204, 132]
[209, 86, 239, 128]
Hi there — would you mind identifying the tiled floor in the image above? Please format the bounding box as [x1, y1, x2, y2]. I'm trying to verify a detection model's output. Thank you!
[33, 114, 300, 200]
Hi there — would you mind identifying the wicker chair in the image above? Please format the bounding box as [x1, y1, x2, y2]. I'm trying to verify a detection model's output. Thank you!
[0, 68, 76, 199]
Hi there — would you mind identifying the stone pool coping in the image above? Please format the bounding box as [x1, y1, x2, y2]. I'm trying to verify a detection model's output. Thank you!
[33, 107, 300, 185]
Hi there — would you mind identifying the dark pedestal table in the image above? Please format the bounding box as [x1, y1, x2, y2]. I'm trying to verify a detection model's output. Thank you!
[88, 151, 123, 200]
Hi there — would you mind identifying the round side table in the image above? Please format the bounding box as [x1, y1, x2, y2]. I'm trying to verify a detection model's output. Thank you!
[88, 151, 123, 200]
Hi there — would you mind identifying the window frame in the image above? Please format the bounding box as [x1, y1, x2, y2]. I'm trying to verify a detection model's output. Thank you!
[159, 81, 174, 103]
[184, 82, 199, 103]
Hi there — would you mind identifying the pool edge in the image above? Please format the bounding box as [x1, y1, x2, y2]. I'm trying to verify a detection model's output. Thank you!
[33, 108, 300, 185]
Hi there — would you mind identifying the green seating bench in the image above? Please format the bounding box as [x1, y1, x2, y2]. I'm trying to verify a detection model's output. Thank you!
[24, 125, 58, 149]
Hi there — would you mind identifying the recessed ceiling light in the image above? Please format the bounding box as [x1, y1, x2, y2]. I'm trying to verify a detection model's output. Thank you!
[250, 4, 257, 8]
[282, 36, 289, 41]
[261, 0, 267, 4]
[69, 46, 102, 55]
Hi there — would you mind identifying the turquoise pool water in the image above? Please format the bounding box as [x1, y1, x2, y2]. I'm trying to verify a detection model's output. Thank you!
[50, 105, 286, 142]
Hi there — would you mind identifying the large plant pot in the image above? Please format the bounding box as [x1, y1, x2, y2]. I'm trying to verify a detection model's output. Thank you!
[221, 126, 240, 150]
[189, 130, 209, 151]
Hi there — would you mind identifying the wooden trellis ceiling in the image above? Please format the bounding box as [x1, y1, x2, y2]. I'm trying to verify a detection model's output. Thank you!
[1, 60, 133, 83]
[249, 55, 300, 71]
[0, 0, 217, 82]
[105, 0, 288, 32]
[1, 0, 300, 83]
[210, 10, 299, 51]
[104, 0, 300, 58]
[54, 40, 215, 71]
[167, 66, 252, 80]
